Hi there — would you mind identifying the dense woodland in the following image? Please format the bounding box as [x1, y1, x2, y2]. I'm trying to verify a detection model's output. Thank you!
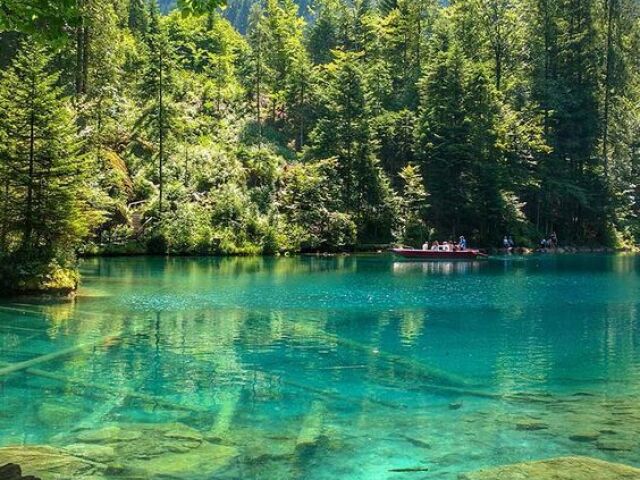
[0, 0, 639, 292]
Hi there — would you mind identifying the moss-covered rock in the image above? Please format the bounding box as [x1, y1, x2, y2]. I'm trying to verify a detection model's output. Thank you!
[459, 456, 640, 480]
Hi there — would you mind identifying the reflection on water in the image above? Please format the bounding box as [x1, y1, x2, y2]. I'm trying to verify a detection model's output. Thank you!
[392, 260, 481, 275]
[0, 254, 639, 479]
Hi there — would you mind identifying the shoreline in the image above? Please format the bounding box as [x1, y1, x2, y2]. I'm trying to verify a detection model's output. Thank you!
[78, 244, 638, 259]
[3, 248, 637, 299]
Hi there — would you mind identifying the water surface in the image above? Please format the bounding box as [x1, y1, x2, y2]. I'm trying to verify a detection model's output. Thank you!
[1, 254, 639, 478]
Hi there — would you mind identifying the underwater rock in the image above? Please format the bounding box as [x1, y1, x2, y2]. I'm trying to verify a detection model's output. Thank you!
[63, 445, 116, 463]
[66, 422, 238, 478]
[515, 420, 549, 431]
[596, 437, 635, 452]
[568, 431, 600, 442]
[0, 446, 106, 480]
[36, 403, 84, 428]
[459, 456, 640, 480]
[76, 426, 142, 443]
[162, 423, 204, 442]
[449, 401, 464, 410]
[127, 442, 237, 478]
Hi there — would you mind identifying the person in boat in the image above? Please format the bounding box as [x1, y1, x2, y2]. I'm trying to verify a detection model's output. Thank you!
[459, 236, 467, 250]
[442, 241, 450, 252]
[508, 236, 515, 249]
[503, 236, 510, 250]
[431, 240, 440, 251]
[550, 231, 558, 247]
[422, 241, 429, 251]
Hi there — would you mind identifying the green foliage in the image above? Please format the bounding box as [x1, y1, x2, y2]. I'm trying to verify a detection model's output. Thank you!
[0, 41, 100, 293]
[395, 164, 428, 245]
[0, 0, 639, 292]
[177, 0, 227, 16]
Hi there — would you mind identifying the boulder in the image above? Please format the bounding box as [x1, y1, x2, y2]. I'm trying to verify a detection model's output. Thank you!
[0, 446, 105, 480]
[0, 464, 29, 480]
[459, 456, 640, 480]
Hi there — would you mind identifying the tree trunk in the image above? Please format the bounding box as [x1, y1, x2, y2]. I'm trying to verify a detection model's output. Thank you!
[75, 0, 86, 95]
[602, 0, 615, 181]
[24, 73, 36, 248]
[159, 50, 164, 214]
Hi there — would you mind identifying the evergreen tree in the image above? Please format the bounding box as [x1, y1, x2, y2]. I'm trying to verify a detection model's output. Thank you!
[395, 164, 429, 244]
[136, 1, 179, 214]
[129, 0, 150, 34]
[309, 49, 395, 237]
[0, 41, 97, 285]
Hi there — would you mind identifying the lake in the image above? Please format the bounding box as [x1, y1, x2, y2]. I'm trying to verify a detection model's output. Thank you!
[1, 254, 639, 479]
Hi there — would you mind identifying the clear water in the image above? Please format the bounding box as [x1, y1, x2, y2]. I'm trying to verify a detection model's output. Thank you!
[1, 254, 639, 479]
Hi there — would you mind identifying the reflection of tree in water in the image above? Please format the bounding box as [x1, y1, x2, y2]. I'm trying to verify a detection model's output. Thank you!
[399, 311, 425, 346]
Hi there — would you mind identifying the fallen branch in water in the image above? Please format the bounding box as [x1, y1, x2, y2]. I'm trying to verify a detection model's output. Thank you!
[388, 466, 430, 473]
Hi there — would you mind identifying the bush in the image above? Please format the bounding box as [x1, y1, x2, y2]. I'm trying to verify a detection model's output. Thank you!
[0, 253, 78, 296]
[146, 234, 168, 254]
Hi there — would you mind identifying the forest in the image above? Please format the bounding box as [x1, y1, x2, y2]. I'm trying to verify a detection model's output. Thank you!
[0, 0, 639, 293]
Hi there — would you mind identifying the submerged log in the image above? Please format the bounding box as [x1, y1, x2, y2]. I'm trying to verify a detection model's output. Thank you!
[0, 361, 207, 413]
[0, 335, 121, 378]
[388, 466, 430, 473]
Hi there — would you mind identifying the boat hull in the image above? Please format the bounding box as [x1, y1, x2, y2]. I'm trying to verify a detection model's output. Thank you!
[392, 248, 486, 260]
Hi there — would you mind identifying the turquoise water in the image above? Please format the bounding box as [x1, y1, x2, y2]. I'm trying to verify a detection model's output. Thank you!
[1, 254, 640, 479]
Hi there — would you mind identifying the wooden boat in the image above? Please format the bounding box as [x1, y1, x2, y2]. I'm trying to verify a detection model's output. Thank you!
[392, 247, 487, 260]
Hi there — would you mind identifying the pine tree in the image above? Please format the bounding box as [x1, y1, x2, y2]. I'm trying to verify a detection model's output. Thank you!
[309, 49, 395, 236]
[129, 0, 150, 34]
[395, 164, 429, 244]
[0, 41, 97, 267]
[136, 1, 179, 215]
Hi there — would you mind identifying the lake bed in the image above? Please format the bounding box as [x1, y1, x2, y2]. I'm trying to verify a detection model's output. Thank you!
[1, 254, 639, 479]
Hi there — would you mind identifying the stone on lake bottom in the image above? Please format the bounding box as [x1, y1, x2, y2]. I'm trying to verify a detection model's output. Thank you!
[596, 438, 635, 452]
[515, 420, 549, 431]
[76, 426, 142, 443]
[568, 431, 600, 442]
[127, 442, 237, 478]
[459, 456, 640, 480]
[63, 444, 116, 463]
[0, 446, 105, 480]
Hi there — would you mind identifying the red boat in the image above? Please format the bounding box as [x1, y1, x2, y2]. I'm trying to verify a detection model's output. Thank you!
[392, 247, 487, 260]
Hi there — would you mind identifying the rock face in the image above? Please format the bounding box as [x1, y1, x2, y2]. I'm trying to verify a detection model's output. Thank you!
[459, 456, 640, 480]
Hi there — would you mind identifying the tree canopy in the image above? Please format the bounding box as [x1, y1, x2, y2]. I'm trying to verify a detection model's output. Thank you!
[0, 0, 639, 291]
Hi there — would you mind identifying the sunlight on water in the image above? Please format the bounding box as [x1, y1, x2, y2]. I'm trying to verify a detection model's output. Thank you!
[0, 254, 639, 479]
